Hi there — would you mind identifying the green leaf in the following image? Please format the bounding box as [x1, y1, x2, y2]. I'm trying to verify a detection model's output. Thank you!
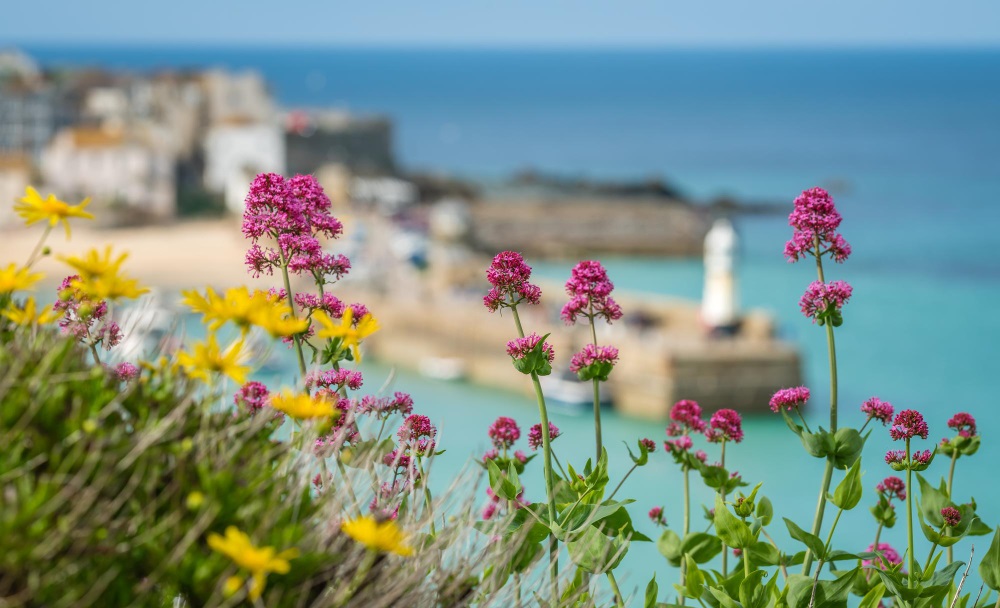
[625, 439, 649, 466]
[658, 529, 682, 566]
[830, 458, 863, 510]
[707, 586, 743, 608]
[682, 532, 723, 564]
[486, 458, 520, 501]
[739, 571, 768, 608]
[756, 496, 774, 526]
[831, 427, 867, 468]
[714, 495, 756, 549]
[645, 574, 659, 608]
[566, 525, 627, 573]
[800, 428, 835, 459]
[784, 517, 827, 561]
[979, 527, 1000, 590]
[917, 473, 950, 527]
[857, 584, 885, 608]
[746, 541, 781, 567]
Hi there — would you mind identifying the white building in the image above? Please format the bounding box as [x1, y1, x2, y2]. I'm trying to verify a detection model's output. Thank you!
[701, 218, 740, 332]
[202, 120, 285, 214]
[41, 126, 175, 219]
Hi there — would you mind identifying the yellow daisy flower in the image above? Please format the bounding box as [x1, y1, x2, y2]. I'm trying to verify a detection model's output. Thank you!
[60, 246, 148, 301]
[0, 263, 44, 293]
[182, 286, 307, 338]
[341, 515, 414, 556]
[207, 526, 298, 601]
[15, 186, 94, 238]
[269, 390, 337, 420]
[176, 332, 251, 385]
[3, 297, 59, 326]
[312, 307, 380, 362]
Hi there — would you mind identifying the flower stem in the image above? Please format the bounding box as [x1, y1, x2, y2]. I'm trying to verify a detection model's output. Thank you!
[25, 224, 53, 268]
[680, 466, 691, 604]
[588, 306, 603, 462]
[607, 570, 626, 608]
[510, 305, 559, 603]
[720, 440, 728, 577]
[607, 463, 638, 502]
[907, 438, 916, 588]
[865, 523, 884, 582]
[418, 455, 437, 536]
[277, 251, 308, 380]
[946, 451, 958, 564]
[802, 241, 839, 576]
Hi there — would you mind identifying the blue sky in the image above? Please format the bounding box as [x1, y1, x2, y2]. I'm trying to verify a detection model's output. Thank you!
[4, 0, 1000, 47]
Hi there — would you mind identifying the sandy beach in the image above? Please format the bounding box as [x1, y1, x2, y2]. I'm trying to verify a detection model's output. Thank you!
[2, 218, 286, 292]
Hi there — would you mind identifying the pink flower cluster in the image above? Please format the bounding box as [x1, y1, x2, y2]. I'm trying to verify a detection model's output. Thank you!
[667, 400, 707, 435]
[784, 187, 851, 263]
[358, 392, 414, 417]
[769, 386, 810, 413]
[294, 292, 346, 319]
[488, 416, 522, 450]
[483, 251, 542, 312]
[528, 422, 560, 451]
[569, 344, 619, 374]
[941, 506, 962, 528]
[890, 409, 929, 441]
[111, 361, 139, 382]
[234, 381, 270, 415]
[241, 173, 348, 281]
[864, 542, 902, 571]
[706, 409, 744, 444]
[799, 280, 853, 322]
[876, 476, 906, 501]
[947, 412, 977, 438]
[394, 414, 438, 459]
[55, 275, 122, 350]
[305, 368, 364, 392]
[861, 397, 894, 426]
[648, 506, 666, 526]
[639, 438, 657, 453]
[560, 260, 623, 325]
[885, 449, 931, 468]
[506, 333, 555, 364]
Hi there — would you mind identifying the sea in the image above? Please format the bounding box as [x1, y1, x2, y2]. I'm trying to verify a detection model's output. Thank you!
[24, 46, 1000, 595]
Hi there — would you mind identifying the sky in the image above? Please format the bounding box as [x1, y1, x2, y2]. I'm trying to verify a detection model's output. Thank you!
[3, 0, 1000, 48]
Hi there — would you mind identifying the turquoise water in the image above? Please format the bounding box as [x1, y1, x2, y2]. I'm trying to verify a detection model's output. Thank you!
[28, 46, 1000, 594]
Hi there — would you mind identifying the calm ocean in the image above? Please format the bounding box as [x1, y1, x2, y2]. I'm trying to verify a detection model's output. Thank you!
[27, 46, 1000, 593]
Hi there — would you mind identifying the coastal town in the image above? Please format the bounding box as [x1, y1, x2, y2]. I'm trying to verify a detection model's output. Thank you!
[0, 47, 801, 418]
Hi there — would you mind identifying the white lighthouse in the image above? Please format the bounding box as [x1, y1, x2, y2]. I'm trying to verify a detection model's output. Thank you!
[701, 218, 740, 334]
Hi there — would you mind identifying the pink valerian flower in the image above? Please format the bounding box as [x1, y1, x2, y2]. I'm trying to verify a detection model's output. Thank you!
[528, 422, 560, 450]
[941, 507, 962, 528]
[483, 251, 542, 312]
[665, 435, 694, 454]
[648, 506, 666, 526]
[694, 450, 708, 463]
[560, 260, 624, 325]
[864, 542, 903, 571]
[569, 343, 619, 374]
[370, 480, 407, 520]
[732, 548, 743, 558]
[488, 416, 522, 449]
[911, 450, 932, 465]
[513, 450, 528, 464]
[799, 280, 853, 322]
[769, 386, 810, 413]
[706, 409, 744, 444]
[234, 381, 270, 415]
[482, 502, 498, 520]
[861, 397, 894, 426]
[305, 368, 364, 392]
[111, 361, 139, 382]
[885, 450, 907, 467]
[639, 438, 657, 453]
[294, 292, 346, 318]
[669, 399, 707, 433]
[357, 392, 415, 417]
[876, 476, 906, 502]
[784, 187, 852, 263]
[55, 275, 123, 350]
[947, 412, 977, 438]
[890, 409, 929, 441]
[506, 333, 555, 363]
[346, 303, 370, 324]
[241, 173, 347, 281]
[482, 449, 499, 462]
[397, 414, 436, 442]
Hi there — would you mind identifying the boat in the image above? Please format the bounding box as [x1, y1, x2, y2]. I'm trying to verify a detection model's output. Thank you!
[539, 370, 613, 415]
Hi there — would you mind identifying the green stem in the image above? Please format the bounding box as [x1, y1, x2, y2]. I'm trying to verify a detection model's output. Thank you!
[588, 307, 603, 462]
[607, 570, 626, 608]
[336, 459, 362, 516]
[803, 240, 840, 576]
[418, 456, 437, 536]
[865, 523, 884, 582]
[720, 440, 728, 577]
[907, 438, 916, 588]
[607, 463, 638, 502]
[25, 224, 53, 268]
[277, 250, 308, 380]
[510, 305, 559, 603]
[924, 541, 939, 575]
[744, 548, 751, 579]
[946, 451, 958, 564]
[761, 528, 789, 581]
[680, 465, 691, 604]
